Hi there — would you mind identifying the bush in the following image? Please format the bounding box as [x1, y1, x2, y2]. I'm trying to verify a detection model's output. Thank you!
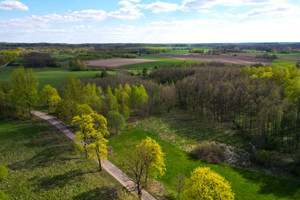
[252, 150, 270, 167]
[0, 164, 8, 180]
[191, 141, 225, 164]
[183, 167, 235, 200]
[252, 150, 293, 169]
[122, 54, 138, 58]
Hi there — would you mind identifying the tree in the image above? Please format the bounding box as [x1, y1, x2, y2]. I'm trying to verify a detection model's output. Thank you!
[126, 137, 165, 199]
[136, 137, 165, 188]
[183, 167, 235, 200]
[71, 115, 94, 158]
[105, 86, 119, 113]
[162, 84, 176, 113]
[40, 85, 60, 112]
[71, 114, 109, 171]
[11, 67, 39, 118]
[107, 111, 125, 135]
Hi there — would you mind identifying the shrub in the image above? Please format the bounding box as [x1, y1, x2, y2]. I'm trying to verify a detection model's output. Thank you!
[252, 150, 270, 167]
[0, 164, 8, 180]
[183, 167, 235, 200]
[191, 141, 225, 164]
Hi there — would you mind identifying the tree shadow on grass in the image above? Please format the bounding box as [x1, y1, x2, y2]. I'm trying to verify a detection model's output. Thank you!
[30, 169, 93, 191]
[232, 168, 300, 199]
[8, 143, 78, 170]
[73, 186, 120, 200]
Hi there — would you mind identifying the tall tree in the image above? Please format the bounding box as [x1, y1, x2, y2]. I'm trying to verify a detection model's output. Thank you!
[126, 137, 166, 199]
[40, 84, 61, 112]
[11, 67, 39, 117]
[107, 111, 125, 135]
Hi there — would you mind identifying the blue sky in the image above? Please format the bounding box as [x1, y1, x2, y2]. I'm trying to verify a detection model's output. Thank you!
[0, 0, 299, 43]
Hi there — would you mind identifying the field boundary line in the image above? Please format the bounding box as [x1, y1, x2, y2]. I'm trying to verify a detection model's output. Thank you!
[32, 110, 156, 200]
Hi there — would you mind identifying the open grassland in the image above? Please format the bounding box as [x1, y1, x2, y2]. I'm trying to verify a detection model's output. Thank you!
[108, 128, 300, 200]
[0, 64, 116, 90]
[0, 119, 120, 200]
[52, 53, 78, 61]
[271, 60, 297, 67]
[118, 55, 203, 70]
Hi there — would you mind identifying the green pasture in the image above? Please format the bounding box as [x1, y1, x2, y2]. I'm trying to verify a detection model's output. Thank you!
[0, 120, 120, 200]
[108, 128, 300, 200]
[0, 65, 115, 90]
[271, 60, 297, 67]
[118, 55, 203, 70]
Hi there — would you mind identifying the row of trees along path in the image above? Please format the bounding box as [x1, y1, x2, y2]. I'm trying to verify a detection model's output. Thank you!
[32, 110, 156, 200]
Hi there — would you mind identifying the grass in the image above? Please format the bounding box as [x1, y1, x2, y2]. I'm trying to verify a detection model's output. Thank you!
[0, 119, 121, 200]
[108, 128, 300, 200]
[0, 64, 116, 90]
[52, 53, 78, 61]
[135, 114, 251, 151]
[272, 60, 297, 67]
[118, 55, 203, 70]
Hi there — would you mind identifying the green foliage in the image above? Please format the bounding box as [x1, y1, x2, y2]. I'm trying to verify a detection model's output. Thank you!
[107, 111, 125, 135]
[252, 150, 270, 167]
[11, 67, 39, 117]
[183, 167, 235, 200]
[137, 137, 166, 186]
[71, 114, 109, 170]
[40, 84, 61, 112]
[0, 164, 8, 180]
[69, 59, 89, 71]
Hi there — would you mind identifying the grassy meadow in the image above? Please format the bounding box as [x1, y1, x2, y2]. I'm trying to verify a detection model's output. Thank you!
[108, 127, 300, 200]
[118, 55, 203, 70]
[0, 119, 121, 200]
[0, 63, 116, 90]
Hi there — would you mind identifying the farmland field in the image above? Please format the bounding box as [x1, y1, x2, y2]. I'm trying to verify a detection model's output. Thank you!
[0, 119, 121, 200]
[159, 53, 273, 66]
[85, 58, 160, 68]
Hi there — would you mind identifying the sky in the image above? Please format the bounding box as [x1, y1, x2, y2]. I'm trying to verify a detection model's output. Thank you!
[0, 0, 299, 43]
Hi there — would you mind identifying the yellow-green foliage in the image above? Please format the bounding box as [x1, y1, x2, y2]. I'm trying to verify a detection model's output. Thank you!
[183, 167, 235, 200]
[40, 84, 61, 112]
[137, 137, 166, 180]
[11, 67, 39, 116]
[71, 114, 109, 170]
[0, 164, 8, 180]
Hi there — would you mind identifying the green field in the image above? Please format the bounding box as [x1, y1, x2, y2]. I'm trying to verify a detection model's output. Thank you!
[0, 65, 116, 90]
[0, 120, 121, 200]
[118, 55, 203, 70]
[108, 128, 300, 200]
[272, 60, 297, 67]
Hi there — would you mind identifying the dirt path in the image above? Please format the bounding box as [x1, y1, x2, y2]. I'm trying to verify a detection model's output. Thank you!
[32, 110, 156, 200]
[0, 61, 10, 69]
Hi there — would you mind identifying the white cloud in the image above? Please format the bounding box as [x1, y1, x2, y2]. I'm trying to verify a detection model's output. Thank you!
[0, 1, 143, 28]
[139, 2, 181, 13]
[108, 0, 143, 19]
[0, 0, 28, 10]
[182, 0, 280, 9]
